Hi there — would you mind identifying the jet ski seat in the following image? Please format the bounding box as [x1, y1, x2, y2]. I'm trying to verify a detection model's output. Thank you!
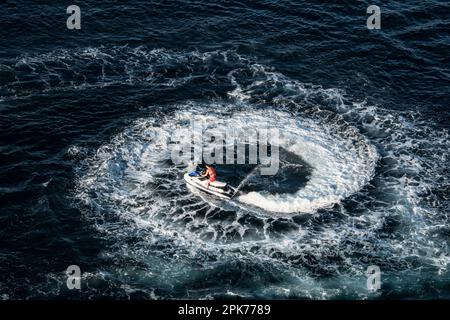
[210, 181, 227, 188]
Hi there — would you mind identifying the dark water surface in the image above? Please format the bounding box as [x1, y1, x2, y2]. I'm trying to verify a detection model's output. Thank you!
[1, 1, 449, 299]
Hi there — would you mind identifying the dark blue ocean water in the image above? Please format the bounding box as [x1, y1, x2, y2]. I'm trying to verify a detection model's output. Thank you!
[1, 1, 449, 299]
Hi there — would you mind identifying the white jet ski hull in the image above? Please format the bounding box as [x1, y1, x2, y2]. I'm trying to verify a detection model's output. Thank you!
[184, 173, 236, 199]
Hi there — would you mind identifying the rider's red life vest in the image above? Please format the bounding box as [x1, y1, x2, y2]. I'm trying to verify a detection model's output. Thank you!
[207, 167, 217, 182]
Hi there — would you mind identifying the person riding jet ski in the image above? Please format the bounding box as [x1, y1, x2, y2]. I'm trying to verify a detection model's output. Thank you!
[184, 162, 236, 199]
[201, 164, 217, 188]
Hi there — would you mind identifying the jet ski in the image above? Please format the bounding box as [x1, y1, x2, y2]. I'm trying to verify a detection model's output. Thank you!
[184, 167, 236, 200]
